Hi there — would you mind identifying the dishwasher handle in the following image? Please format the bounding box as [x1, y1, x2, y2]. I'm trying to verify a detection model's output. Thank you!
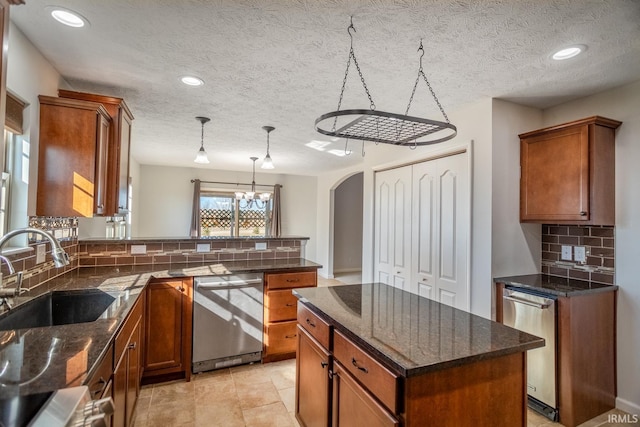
[503, 294, 552, 310]
[196, 278, 263, 289]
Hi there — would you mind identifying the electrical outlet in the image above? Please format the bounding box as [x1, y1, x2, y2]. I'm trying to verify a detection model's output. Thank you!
[130, 244, 147, 255]
[255, 242, 267, 251]
[561, 245, 572, 261]
[574, 246, 587, 263]
[196, 243, 210, 253]
[36, 244, 46, 264]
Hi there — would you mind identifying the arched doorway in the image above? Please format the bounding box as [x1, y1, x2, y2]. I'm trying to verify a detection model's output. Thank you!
[331, 172, 363, 283]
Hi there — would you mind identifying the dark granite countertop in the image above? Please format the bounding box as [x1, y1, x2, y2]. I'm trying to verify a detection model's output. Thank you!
[494, 274, 618, 297]
[0, 258, 320, 400]
[79, 235, 310, 243]
[293, 283, 544, 378]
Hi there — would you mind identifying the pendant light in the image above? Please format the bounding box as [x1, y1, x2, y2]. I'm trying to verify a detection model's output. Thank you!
[194, 116, 211, 164]
[261, 126, 275, 169]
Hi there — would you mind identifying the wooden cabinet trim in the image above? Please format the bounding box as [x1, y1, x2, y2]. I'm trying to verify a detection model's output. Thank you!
[265, 271, 317, 290]
[295, 326, 331, 427]
[297, 303, 331, 350]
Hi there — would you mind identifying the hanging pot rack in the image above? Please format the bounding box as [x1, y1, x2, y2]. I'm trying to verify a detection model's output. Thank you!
[315, 18, 457, 147]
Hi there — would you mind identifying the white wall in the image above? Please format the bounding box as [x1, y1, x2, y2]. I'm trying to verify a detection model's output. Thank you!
[136, 165, 318, 261]
[542, 79, 640, 414]
[6, 22, 69, 218]
[333, 172, 363, 273]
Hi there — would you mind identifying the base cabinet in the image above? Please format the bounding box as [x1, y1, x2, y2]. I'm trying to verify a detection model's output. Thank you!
[296, 326, 331, 427]
[263, 270, 317, 362]
[332, 362, 399, 427]
[112, 295, 144, 427]
[142, 278, 192, 383]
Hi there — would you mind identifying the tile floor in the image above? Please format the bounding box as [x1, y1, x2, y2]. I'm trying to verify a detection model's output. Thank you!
[134, 358, 634, 427]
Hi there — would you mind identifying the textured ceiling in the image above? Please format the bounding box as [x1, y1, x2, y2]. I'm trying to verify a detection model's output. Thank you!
[10, 0, 640, 176]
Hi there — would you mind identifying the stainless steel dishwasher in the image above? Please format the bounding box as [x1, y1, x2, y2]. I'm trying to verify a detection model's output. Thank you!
[192, 273, 263, 373]
[502, 287, 558, 421]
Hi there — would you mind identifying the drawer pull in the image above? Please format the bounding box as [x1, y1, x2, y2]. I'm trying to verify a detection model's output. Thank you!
[285, 334, 297, 339]
[351, 357, 369, 374]
[321, 361, 328, 369]
[176, 286, 185, 292]
[91, 377, 107, 397]
[580, 211, 587, 216]
[286, 278, 300, 283]
[305, 318, 316, 328]
[128, 342, 137, 350]
[285, 303, 295, 307]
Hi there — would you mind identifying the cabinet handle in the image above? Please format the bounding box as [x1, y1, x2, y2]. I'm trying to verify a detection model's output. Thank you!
[396, 271, 401, 274]
[176, 286, 185, 292]
[286, 278, 300, 283]
[285, 303, 295, 307]
[320, 361, 328, 369]
[97, 204, 104, 209]
[305, 318, 316, 328]
[285, 334, 297, 339]
[128, 342, 137, 350]
[91, 377, 107, 397]
[580, 211, 587, 216]
[351, 357, 368, 374]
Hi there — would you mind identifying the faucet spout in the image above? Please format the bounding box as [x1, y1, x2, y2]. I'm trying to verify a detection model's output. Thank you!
[0, 227, 71, 268]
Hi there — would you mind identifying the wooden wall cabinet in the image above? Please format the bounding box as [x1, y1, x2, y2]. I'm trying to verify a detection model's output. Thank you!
[519, 116, 621, 225]
[59, 90, 134, 215]
[112, 294, 144, 427]
[142, 278, 192, 383]
[37, 96, 111, 217]
[263, 270, 317, 362]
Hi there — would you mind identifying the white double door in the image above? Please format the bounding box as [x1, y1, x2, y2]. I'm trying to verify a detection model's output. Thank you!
[374, 152, 469, 310]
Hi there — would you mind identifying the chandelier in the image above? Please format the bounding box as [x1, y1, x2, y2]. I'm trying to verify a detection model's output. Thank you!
[235, 157, 271, 208]
[315, 18, 456, 150]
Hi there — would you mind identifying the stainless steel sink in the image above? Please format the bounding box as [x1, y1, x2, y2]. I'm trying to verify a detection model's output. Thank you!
[0, 289, 116, 331]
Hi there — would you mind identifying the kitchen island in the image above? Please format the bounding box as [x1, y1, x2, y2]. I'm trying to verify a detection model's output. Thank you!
[294, 283, 544, 427]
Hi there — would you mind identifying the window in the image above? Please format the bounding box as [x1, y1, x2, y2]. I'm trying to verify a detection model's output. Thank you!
[1, 130, 29, 241]
[199, 191, 271, 237]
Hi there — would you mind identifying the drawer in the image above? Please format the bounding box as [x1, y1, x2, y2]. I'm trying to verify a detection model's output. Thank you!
[266, 271, 316, 290]
[265, 289, 298, 322]
[86, 344, 113, 399]
[265, 320, 298, 355]
[297, 303, 331, 350]
[115, 296, 143, 361]
[333, 330, 398, 414]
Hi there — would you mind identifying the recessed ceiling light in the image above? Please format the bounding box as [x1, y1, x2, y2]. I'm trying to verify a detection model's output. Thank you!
[49, 7, 88, 28]
[552, 45, 586, 60]
[181, 76, 204, 86]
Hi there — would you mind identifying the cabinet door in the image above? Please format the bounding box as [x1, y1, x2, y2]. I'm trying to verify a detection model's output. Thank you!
[332, 362, 399, 427]
[117, 114, 132, 212]
[374, 167, 412, 290]
[520, 125, 590, 222]
[296, 326, 331, 427]
[126, 318, 142, 427]
[144, 280, 185, 372]
[94, 112, 110, 215]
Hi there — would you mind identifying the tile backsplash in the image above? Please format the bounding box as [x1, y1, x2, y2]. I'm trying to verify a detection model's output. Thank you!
[541, 224, 614, 284]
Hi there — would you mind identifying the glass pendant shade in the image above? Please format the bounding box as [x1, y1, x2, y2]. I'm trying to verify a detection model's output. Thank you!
[194, 146, 209, 164]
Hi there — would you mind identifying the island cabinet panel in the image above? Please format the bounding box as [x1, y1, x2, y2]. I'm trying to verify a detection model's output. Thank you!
[332, 361, 399, 427]
[296, 326, 332, 427]
[519, 116, 621, 225]
[402, 352, 527, 426]
[37, 96, 111, 217]
[263, 269, 317, 362]
[143, 278, 192, 383]
[113, 294, 144, 427]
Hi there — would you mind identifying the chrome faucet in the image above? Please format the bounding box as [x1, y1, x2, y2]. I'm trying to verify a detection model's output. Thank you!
[0, 228, 71, 302]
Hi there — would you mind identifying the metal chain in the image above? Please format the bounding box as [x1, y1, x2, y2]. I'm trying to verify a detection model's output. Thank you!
[332, 18, 376, 131]
[404, 41, 450, 123]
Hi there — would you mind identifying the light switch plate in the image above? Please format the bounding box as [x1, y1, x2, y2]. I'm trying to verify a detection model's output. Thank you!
[36, 244, 46, 264]
[196, 243, 210, 253]
[561, 245, 572, 261]
[255, 242, 267, 251]
[574, 246, 586, 263]
[130, 244, 147, 255]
